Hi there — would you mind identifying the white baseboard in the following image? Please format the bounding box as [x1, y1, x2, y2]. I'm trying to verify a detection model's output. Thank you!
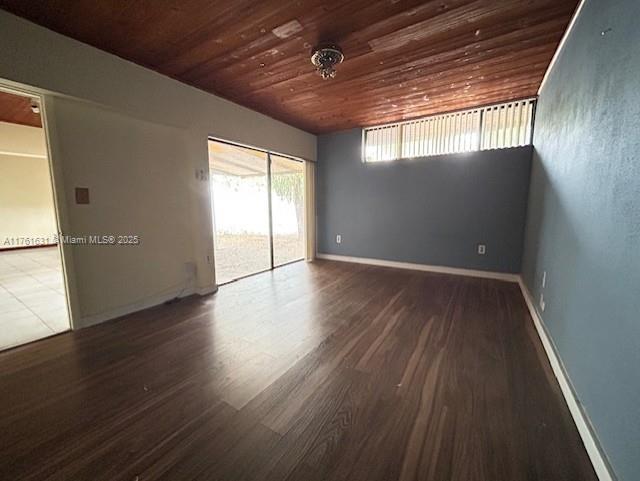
[78, 283, 217, 329]
[517, 277, 614, 481]
[317, 253, 612, 479]
[316, 253, 519, 283]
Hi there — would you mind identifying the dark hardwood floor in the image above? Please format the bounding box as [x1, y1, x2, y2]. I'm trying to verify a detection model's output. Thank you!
[0, 260, 596, 480]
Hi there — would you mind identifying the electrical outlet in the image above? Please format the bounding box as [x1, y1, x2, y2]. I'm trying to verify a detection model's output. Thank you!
[477, 244, 486, 255]
[540, 293, 546, 312]
[336, 234, 342, 244]
[184, 262, 197, 283]
[542, 270, 547, 289]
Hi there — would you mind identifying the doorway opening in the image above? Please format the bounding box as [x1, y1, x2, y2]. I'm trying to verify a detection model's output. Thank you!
[208, 139, 305, 284]
[0, 88, 71, 350]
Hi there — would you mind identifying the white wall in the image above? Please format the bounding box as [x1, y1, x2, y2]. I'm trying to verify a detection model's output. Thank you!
[0, 120, 46, 156]
[0, 122, 57, 246]
[0, 11, 317, 327]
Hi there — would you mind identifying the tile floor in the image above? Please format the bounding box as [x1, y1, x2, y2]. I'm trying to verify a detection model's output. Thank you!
[0, 246, 70, 351]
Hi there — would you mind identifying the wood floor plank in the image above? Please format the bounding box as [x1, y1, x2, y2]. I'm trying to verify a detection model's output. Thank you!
[0, 260, 597, 480]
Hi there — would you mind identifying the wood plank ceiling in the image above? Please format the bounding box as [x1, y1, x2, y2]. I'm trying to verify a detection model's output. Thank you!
[0, 0, 579, 133]
[0, 91, 42, 128]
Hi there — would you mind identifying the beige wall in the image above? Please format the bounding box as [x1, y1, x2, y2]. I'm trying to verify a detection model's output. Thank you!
[0, 11, 317, 328]
[0, 122, 57, 247]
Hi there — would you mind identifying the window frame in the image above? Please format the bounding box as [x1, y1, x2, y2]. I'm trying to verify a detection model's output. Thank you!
[362, 98, 536, 163]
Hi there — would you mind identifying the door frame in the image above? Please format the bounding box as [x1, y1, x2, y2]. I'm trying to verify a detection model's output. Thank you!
[207, 136, 306, 285]
[0, 79, 80, 330]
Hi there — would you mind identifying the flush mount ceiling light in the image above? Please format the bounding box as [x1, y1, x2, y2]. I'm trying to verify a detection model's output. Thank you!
[310, 44, 344, 79]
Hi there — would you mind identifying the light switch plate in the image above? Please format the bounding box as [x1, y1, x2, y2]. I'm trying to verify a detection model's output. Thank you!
[75, 187, 90, 205]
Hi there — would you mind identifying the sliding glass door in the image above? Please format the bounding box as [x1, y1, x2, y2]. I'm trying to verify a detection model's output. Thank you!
[209, 141, 271, 284]
[270, 155, 305, 266]
[208, 140, 305, 284]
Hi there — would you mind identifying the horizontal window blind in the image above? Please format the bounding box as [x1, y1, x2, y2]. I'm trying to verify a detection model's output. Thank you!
[363, 98, 535, 162]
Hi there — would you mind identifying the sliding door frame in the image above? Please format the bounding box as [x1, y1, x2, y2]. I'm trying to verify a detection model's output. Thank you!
[266, 152, 275, 268]
[208, 137, 306, 285]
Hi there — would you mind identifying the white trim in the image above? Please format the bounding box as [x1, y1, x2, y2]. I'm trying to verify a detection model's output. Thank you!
[0, 80, 81, 332]
[517, 277, 615, 481]
[317, 252, 613, 479]
[316, 253, 519, 282]
[538, 0, 588, 95]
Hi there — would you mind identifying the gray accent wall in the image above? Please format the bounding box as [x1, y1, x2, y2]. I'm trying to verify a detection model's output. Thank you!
[522, 1, 640, 479]
[317, 129, 532, 273]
